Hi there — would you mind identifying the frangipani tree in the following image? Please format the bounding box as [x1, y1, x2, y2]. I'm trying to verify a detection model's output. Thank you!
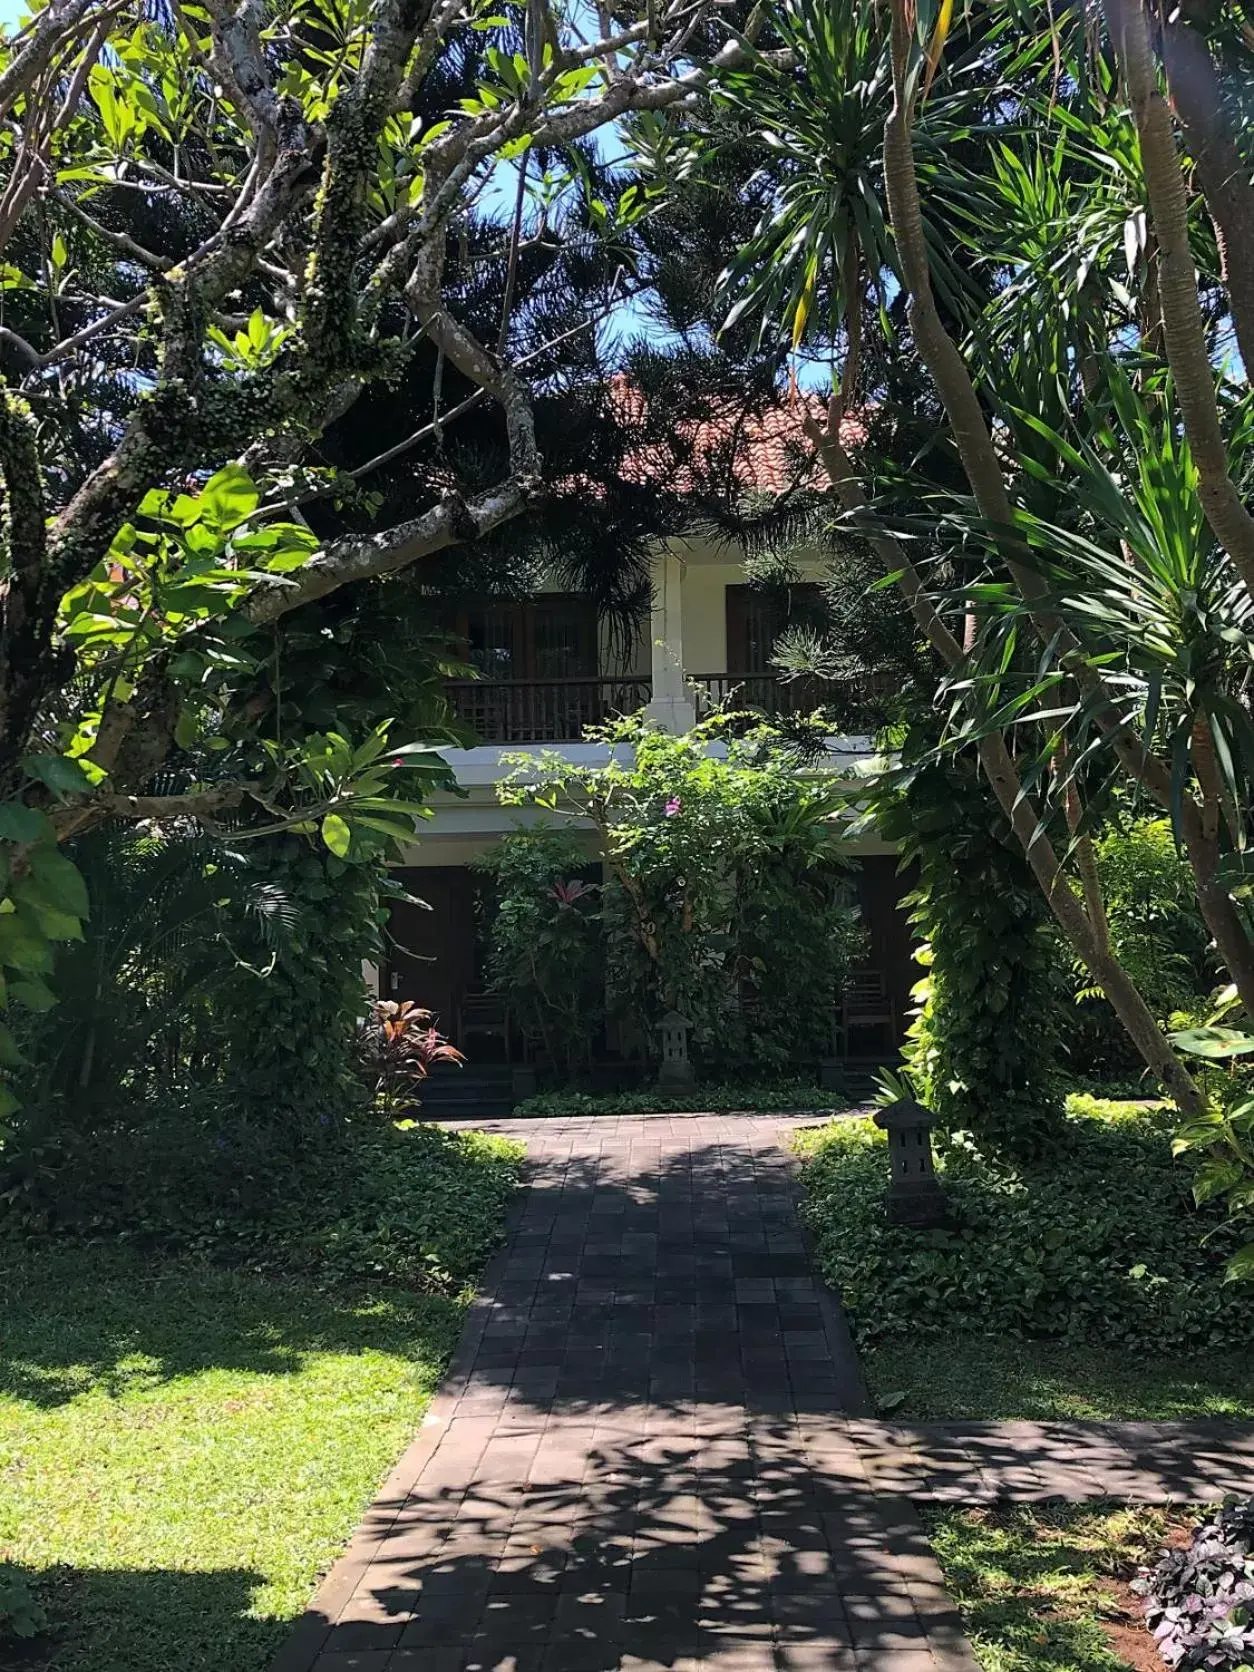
[0, 0, 766, 1104]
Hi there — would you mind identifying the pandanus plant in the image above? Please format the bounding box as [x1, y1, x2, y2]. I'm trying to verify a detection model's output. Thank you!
[357, 1000, 465, 1117]
[704, 0, 1254, 1263]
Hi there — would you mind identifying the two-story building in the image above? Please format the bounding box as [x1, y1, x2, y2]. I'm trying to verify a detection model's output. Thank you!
[376, 400, 917, 1089]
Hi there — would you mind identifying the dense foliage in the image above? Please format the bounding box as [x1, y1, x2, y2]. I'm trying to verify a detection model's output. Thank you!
[475, 826, 604, 1081]
[1069, 818, 1215, 1073]
[213, 839, 386, 1129]
[798, 1100, 1254, 1352]
[691, 0, 1254, 1167]
[515, 1081, 849, 1116]
[1135, 1502, 1254, 1672]
[2, 824, 409, 1207]
[877, 753, 1069, 1157]
[501, 715, 866, 1076]
[0, 0, 776, 1125]
[4, 1111, 520, 1295]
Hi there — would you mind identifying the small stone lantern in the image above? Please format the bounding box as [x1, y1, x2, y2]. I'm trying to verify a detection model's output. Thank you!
[873, 1097, 948, 1228]
[656, 1010, 695, 1086]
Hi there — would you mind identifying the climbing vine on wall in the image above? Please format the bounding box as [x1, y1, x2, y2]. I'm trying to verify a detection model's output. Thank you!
[875, 753, 1070, 1158]
[500, 715, 865, 1077]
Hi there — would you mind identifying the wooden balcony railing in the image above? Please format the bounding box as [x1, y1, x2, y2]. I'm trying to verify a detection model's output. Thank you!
[693, 671, 894, 719]
[447, 675, 652, 743]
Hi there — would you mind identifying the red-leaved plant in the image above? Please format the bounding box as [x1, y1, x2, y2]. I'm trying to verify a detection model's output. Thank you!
[357, 1000, 465, 1116]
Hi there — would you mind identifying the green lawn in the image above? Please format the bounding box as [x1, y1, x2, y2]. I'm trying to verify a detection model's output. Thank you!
[925, 1503, 1187, 1672]
[0, 1247, 465, 1671]
[864, 1334, 1254, 1422]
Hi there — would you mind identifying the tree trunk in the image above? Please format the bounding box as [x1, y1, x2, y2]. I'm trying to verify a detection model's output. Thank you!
[804, 411, 1207, 1119]
[1104, 0, 1254, 598]
[877, 0, 1254, 1088]
[1159, 10, 1254, 382]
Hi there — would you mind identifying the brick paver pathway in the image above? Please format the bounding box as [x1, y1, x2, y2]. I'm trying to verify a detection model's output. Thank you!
[851, 1419, 1254, 1503]
[275, 1115, 980, 1672]
[275, 1114, 1254, 1672]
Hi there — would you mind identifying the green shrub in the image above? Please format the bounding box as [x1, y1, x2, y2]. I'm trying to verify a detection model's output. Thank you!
[474, 826, 605, 1080]
[500, 715, 866, 1077]
[515, 1080, 850, 1116]
[0, 1564, 47, 1643]
[4, 1118, 522, 1295]
[1067, 817, 1214, 1075]
[797, 1100, 1254, 1352]
[874, 753, 1069, 1157]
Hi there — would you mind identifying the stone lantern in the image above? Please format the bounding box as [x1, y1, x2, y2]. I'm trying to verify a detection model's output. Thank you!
[873, 1097, 948, 1228]
[656, 1010, 695, 1086]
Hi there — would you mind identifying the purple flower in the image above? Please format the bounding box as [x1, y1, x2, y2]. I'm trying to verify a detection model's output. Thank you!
[664, 797, 681, 817]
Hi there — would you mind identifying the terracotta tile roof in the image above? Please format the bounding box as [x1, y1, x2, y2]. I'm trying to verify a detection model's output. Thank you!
[605, 376, 867, 495]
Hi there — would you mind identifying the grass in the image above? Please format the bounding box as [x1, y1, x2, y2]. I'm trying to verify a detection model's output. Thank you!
[864, 1334, 1254, 1422]
[925, 1503, 1187, 1672]
[0, 1245, 466, 1671]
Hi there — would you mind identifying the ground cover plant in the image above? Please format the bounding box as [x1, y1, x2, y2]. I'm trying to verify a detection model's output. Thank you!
[1134, 1501, 1254, 1672]
[515, 1082, 853, 1117]
[797, 1098, 1254, 1407]
[927, 1504, 1193, 1672]
[8, 1112, 521, 1291]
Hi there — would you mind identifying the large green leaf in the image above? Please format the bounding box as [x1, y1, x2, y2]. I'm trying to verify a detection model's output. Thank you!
[0, 804, 52, 844]
[1169, 1026, 1254, 1060]
[197, 465, 259, 530]
[321, 813, 353, 858]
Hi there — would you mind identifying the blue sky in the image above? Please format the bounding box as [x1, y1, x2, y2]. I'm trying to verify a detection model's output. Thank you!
[3, 2, 821, 386]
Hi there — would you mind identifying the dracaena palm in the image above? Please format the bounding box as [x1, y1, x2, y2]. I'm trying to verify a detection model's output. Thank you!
[710, 0, 974, 394]
[947, 373, 1254, 848]
[698, 0, 1254, 1129]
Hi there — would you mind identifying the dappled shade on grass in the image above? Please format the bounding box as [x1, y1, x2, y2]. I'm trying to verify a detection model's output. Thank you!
[862, 1335, 1254, 1423]
[0, 1120, 524, 1669]
[0, 1246, 464, 1671]
[925, 1504, 1187, 1672]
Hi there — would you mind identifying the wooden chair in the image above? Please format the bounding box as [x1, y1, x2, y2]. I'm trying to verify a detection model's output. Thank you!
[838, 969, 897, 1058]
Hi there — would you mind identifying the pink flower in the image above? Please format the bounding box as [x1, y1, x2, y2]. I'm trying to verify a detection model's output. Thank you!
[664, 797, 681, 817]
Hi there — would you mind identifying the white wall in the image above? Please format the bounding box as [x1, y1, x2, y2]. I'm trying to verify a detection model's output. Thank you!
[667, 539, 832, 677]
[681, 561, 730, 673]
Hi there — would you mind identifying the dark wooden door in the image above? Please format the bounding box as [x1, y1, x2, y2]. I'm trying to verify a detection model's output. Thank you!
[853, 855, 920, 1044]
[725, 584, 824, 672]
[384, 867, 478, 1035]
[460, 596, 597, 677]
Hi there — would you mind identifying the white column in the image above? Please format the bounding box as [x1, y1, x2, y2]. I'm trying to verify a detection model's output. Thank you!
[645, 546, 696, 733]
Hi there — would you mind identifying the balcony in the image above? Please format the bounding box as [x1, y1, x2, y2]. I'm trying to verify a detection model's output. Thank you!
[694, 672, 828, 718]
[694, 671, 895, 720]
[447, 675, 652, 744]
[446, 669, 896, 745]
